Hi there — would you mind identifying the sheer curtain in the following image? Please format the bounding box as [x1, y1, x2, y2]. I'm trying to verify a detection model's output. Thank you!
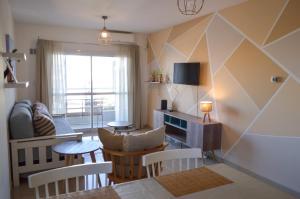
[116, 45, 141, 128]
[52, 46, 66, 115]
[36, 39, 66, 115]
[115, 47, 129, 122]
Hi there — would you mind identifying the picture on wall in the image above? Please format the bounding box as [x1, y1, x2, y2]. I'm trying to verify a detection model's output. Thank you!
[4, 34, 16, 82]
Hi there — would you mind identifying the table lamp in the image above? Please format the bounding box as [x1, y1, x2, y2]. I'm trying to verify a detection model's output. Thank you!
[200, 101, 212, 123]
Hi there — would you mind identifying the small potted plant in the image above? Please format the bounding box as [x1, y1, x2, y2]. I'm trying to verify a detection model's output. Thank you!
[157, 68, 163, 83]
[151, 70, 157, 82]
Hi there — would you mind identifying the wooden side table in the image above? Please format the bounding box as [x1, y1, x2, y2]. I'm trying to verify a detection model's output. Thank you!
[52, 140, 101, 166]
[52, 140, 102, 185]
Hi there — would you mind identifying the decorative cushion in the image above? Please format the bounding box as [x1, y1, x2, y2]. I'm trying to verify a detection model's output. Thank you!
[123, 126, 165, 152]
[32, 102, 53, 120]
[9, 105, 35, 139]
[98, 128, 124, 150]
[33, 110, 56, 136]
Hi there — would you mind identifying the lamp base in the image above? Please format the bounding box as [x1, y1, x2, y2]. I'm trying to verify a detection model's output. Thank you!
[202, 113, 211, 123]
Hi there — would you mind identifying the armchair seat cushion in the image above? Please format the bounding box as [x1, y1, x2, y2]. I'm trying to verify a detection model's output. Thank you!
[98, 127, 167, 183]
[123, 126, 165, 152]
[98, 128, 124, 150]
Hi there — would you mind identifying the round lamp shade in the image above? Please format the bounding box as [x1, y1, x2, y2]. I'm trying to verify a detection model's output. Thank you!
[200, 101, 213, 113]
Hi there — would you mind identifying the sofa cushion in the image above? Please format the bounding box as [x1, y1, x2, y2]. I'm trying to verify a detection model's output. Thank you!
[53, 116, 75, 135]
[16, 99, 32, 106]
[123, 126, 165, 152]
[32, 102, 53, 120]
[98, 128, 124, 150]
[14, 102, 33, 116]
[33, 110, 56, 136]
[9, 105, 35, 139]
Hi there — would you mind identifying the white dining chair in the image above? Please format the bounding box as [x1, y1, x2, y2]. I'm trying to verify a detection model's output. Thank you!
[142, 148, 202, 178]
[28, 162, 112, 199]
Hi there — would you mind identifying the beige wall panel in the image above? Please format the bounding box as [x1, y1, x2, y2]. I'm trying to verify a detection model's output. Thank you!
[166, 84, 179, 101]
[147, 87, 159, 127]
[169, 15, 212, 57]
[266, 0, 300, 44]
[170, 84, 186, 100]
[147, 85, 171, 127]
[159, 85, 172, 102]
[174, 85, 198, 114]
[186, 103, 198, 117]
[149, 58, 159, 69]
[219, 0, 287, 45]
[168, 15, 211, 42]
[189, 34, 212, 94]
[206, 16, 244, 74]
[148, 27, 172, 60]
[147, 88, 154, 127]
[158, 44, 187, 81]
[250, 78, 300, 136]
[226, 40, 288, 109]
[265, 30, 300, 81]
[147, 43, 155, 64]
[214, 67, 259, 153]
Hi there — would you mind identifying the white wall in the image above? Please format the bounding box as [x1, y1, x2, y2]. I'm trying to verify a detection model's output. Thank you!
[15, 23, 148, 127]
[0, 0, 16, 198]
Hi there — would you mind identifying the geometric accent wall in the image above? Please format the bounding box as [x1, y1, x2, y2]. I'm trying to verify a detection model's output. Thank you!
[147, 0, 300, 193]
[266, 0, 300, 44]
[206, 16, 243, 74]
[265, 30, 300, 81]
[219, 0, 287, 45]
[250, 78, 300, 137]
[225, 40, 288, 109]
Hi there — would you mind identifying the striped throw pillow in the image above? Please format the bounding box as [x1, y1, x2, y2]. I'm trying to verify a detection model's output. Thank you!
[33, 110, 56, 136]
[32, 102, 53, 120]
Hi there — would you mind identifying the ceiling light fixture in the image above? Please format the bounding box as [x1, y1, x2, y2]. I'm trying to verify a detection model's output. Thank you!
[98, 16, 112, 44]
[177, 0, 205, 15]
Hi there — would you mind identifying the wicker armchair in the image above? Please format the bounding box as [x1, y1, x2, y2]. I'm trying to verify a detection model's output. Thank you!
[101, 143, 167, 184]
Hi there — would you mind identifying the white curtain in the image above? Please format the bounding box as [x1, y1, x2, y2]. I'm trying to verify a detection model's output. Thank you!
[36, 39, 66, 115]
[115, 45, 141, 128]
[115, 47, 129, 121]
[51, 45, 66, 115]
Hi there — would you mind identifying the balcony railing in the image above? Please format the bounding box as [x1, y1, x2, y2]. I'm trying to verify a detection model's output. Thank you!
[64, 93, 116, 129]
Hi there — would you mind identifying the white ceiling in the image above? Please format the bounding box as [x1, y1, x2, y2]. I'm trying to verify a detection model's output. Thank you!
[10, 0, 245, 33]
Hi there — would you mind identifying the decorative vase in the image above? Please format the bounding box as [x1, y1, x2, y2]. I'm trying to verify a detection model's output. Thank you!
[152, 74, 156, 82]
[159, 74, 163, 83]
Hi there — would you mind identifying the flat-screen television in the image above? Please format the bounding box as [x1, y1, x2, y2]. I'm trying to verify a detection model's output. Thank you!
[173, 62, 200, 85]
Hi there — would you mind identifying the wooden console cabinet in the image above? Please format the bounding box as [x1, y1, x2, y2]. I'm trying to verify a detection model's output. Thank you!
[153, 110, 222, 152]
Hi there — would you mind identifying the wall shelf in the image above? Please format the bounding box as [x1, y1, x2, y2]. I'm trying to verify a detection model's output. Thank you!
[145, 81, 162, 84]
[145, 81, 170, 85]
[5, 81, 29, 88]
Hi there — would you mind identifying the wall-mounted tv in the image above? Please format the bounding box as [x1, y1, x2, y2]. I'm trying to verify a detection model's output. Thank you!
[173, 62, 200, 85]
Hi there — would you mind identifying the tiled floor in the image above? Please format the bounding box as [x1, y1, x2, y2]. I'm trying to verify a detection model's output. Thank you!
[12, 133, 217, 199]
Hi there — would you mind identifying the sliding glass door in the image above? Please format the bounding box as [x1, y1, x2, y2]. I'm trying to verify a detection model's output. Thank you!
[65, 54, 128, 130]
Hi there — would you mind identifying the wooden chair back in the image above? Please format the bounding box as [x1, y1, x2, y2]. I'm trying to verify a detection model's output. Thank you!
[28, 162, 112, 199]
[142, 148, 202, 178]
[101, 143, 167, 184]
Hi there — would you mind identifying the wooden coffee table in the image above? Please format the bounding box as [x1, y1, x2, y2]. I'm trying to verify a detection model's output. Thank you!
[52, 140, 101, 166]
